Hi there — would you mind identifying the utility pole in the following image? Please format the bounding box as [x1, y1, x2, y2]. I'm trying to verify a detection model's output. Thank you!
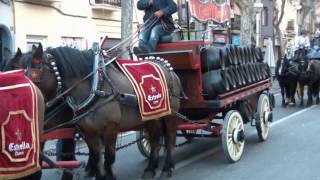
[121, 0, 133, 58]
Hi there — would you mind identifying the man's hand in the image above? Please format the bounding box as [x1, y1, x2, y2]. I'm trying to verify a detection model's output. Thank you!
[154, 10, 164, 18]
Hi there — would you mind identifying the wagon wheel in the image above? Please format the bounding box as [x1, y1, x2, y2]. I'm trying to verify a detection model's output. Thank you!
[181, 130, 197, 141]
[136, 130, 151, 158]
[136, 130, 164, 158]
[256, 94, 272, 141]
[221, 110, 245, 163]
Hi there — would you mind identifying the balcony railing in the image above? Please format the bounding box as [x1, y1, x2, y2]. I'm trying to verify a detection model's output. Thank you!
[95, 0, 121, 7]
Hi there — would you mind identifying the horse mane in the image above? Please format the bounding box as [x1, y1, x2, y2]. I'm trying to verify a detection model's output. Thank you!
[46, 47, 94, 80]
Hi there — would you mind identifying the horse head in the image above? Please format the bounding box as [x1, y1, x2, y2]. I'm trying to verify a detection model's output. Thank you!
[295, 58, 310, 83]
[18, 44, 60, 102]
[276, 55, 289, 77]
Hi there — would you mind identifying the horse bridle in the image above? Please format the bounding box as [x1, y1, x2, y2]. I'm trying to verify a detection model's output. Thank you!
[25, 52, 63, 107]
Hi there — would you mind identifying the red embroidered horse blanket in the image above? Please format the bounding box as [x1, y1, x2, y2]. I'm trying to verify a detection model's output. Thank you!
[117, 60, 171, 120]
[0, 70, 40, 179]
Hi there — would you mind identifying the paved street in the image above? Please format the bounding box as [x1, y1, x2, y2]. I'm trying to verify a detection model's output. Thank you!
[42, 82, 320, 180]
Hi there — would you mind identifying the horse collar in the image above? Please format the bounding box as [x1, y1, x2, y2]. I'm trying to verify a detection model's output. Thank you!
[46, 53, 63, 93]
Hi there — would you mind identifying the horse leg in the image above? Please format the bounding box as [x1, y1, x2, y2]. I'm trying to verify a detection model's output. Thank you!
[315, 84, 320, 104]
[307, 85, 313, 106]
[280, 85, 286, 107]
[160, 117, 177, 178]
[81, 132, 104, 179]
[60, 139, 75, 180]
[289, 77, 297, 105]
[85, 147, 98, 177]
[300, 83, 305, 106]
[103, 123, 119, 180]
[141, 120, 161, 179]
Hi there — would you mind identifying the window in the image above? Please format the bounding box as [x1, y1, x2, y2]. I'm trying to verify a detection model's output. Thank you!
[95, 0, 121, 7]
[287, 20, 295, 31]
[261, 7, 268, 26]
[26, 35, 47, 51]
[61, 37, 85, 50]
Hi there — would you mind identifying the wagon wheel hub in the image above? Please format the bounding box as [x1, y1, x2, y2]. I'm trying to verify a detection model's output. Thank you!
[232, 129, 245, 143]
[263, 111, 273, 123]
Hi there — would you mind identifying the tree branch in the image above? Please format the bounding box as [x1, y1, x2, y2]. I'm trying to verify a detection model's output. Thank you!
[275, 0, 286, 27]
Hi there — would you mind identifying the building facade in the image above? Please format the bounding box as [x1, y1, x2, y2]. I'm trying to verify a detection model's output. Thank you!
[260, 0, 274, 46]
[0, 0, 145, 56]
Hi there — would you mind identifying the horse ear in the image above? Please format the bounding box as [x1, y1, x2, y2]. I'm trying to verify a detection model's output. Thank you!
[34, 43, 43, 59]
[32, 45, 37, 53]
[15, 48, 22, 58]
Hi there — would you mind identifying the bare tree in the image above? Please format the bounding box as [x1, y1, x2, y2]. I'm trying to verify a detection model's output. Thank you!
[274, 0, 286, 56]
[121, 0, 133, 58]
[299, 0, 313, 32]
[234, 0, 255, 46]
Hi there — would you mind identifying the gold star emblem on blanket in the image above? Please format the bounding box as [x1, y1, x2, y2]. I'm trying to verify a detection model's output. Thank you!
[150, 85, 157, 93]
[15, 129, 22, 141]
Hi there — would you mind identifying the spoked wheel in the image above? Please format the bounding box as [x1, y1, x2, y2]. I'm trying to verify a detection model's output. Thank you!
[136, 130, 151, 158]
[136, 130, 164, 158]
[256, 94, 272, 141]
[221, 110, 245, 163]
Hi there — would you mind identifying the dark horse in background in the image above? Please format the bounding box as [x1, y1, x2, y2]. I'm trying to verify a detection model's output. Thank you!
[305, 60, 320, 105]
[275, 55, 298, 107]
[294, 47, 313, 106]
[279, 47, 310, 107]
[18, 44, 184, 180]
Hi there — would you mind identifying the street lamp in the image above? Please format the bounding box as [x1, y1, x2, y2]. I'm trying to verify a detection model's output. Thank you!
[254, 0, 263, 47]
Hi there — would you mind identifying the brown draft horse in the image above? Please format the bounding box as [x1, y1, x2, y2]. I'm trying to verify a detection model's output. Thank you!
[6, 78, 45, 180]
[5, 48, 75, 180]
[19, 44, 184, 180]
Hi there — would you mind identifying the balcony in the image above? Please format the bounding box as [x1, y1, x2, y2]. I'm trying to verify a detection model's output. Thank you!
[23, 0, 61, 3]
[91, 0, 121, 11]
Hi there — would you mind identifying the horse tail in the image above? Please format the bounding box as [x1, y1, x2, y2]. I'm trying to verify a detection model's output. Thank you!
[171, 71, 188, 100]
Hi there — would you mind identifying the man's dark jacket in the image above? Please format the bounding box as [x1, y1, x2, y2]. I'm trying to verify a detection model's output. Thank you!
[137, 0, 177, 23]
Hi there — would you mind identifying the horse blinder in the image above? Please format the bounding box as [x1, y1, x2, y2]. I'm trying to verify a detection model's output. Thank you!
[26, 68, 42, 83]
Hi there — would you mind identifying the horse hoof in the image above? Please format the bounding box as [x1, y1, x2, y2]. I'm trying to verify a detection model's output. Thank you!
[84, 171, 96, 178]
[141, 170, 156, 179]
[105, 175, 117, 180]
[288, 102, 296, 107]
[160, 169, 173, 178]
[61, 171, 73, 180]
[281, 103, 286, 108]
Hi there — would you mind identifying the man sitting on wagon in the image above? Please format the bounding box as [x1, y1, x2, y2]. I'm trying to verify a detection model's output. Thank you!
[307, 29, 320, 61]
[133, 0, 178, 54]
[294, 30, 310, 60]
